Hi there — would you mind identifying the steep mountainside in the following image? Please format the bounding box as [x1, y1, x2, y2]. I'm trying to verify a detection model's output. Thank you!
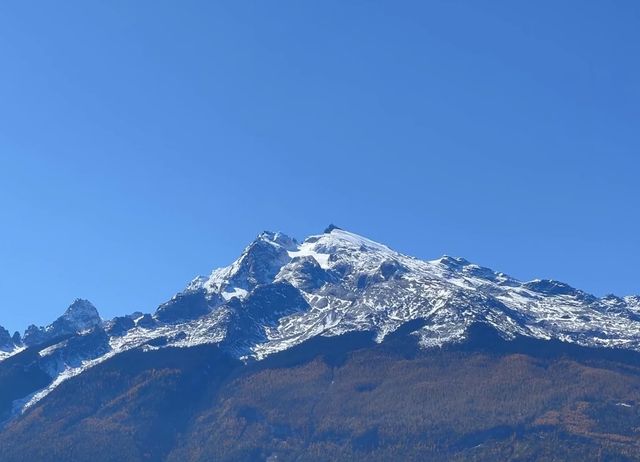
[1, 226, 639, 461]
[1, 226, 639, 421]
[2, 326, 640, 462]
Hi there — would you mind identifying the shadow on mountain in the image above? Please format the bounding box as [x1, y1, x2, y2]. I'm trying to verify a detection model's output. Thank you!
[0, 334, 75, 423]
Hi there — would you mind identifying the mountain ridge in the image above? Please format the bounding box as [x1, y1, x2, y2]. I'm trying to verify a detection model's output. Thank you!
[1, 226, 639, 421]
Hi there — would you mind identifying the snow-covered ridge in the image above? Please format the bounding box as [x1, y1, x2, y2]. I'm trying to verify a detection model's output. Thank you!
[2, 226, 640, 417]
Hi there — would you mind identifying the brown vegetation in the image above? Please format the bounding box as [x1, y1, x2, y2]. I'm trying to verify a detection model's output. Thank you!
[2, 331, 640, 461]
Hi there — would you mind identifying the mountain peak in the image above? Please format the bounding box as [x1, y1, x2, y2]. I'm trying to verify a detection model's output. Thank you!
[437, 255, 472, 267]
[185, 231, 298, 301]
[22, 299, 103, 347]
[61, 299, 102, 331]
[0, 325, 15, 351]
[324, 224, 341, 234]
[255, 231, 297, 250]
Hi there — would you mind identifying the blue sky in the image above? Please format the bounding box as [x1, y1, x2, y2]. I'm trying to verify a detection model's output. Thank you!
[0, 1, 638, 332]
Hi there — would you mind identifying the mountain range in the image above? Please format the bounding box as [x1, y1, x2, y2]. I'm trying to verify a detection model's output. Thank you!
[1, 226, 639, 461]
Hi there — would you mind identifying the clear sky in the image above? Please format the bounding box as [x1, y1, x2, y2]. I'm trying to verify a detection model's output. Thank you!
[0, 1, 638, 333]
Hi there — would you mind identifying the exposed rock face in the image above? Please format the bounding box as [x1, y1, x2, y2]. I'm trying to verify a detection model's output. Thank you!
[2, 227, 640, 422]
[22, 299, 102, 347]
[0, 326, 14, 352]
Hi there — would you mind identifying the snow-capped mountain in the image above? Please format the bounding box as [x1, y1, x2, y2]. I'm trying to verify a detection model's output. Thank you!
[2, 226, 640, 418]
[22, 298, 102, 347]
[143, 226, 640, 357]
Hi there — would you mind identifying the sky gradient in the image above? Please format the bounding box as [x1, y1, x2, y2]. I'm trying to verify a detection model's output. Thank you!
[0, 1, 638, 332]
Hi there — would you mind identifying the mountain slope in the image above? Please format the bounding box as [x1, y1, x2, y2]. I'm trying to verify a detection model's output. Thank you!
[3, 326, 640, 462]
[1, 226, 639, 420]
[109, 226, 640, 360]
